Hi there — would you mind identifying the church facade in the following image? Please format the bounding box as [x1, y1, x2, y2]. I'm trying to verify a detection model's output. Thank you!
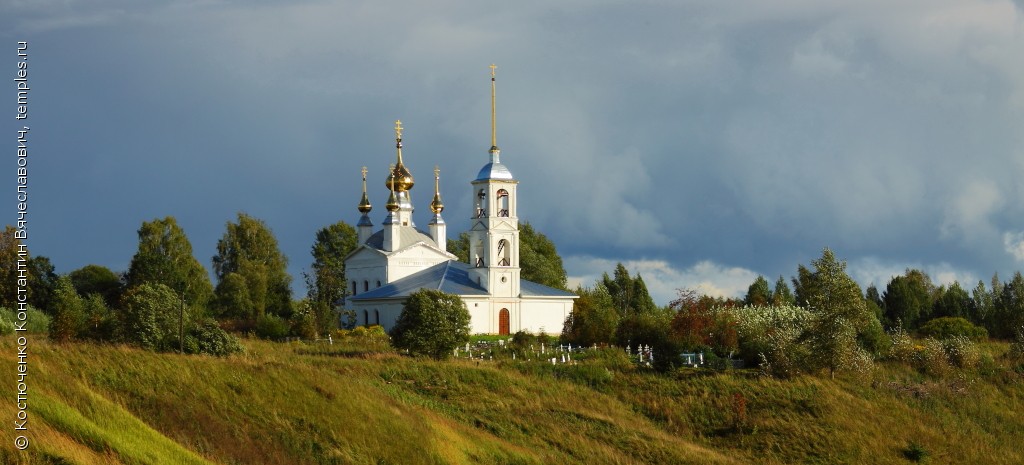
[343, 69, 576, 335]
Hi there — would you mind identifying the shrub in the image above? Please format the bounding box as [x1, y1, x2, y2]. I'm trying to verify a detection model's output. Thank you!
[887, 324, 916, 363]
[187, 318, 243, 356]
[733, 304, 810, 376]
[255, 314, 289, 340]
[119, 283, 181, 351]
[917, 338, 949, 377]
[904, 441, 930, 463]
[0, 312, 13, 336]
[390, 289, 470, 359]
[857, 316, 890, 356]
[942, 335, 980, 369]
[0, 306, 51, 334]
[919, 317, 988, 341]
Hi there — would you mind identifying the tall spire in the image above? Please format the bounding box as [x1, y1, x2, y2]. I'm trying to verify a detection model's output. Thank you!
[490, 64, 498, 152]
[430, 165, 444, 214]
[358, 166, 372, 213]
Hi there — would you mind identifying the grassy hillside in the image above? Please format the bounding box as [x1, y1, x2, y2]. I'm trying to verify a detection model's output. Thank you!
[2, 336, 1022, 464]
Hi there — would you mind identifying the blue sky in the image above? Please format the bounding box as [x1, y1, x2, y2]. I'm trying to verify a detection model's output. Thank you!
[4, 0, 1024, 305]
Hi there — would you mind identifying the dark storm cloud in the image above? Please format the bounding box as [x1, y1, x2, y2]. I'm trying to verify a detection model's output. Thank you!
[4, 0, 1023, 304]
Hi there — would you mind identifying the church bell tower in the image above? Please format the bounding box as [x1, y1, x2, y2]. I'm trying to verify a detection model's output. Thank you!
[468, 65, 520, 297]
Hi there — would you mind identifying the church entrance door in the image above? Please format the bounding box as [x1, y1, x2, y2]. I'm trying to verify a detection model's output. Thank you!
[498, 308, 510, 335]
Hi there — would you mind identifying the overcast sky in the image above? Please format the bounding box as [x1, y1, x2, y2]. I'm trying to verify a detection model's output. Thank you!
[5, 0, 1024, 305]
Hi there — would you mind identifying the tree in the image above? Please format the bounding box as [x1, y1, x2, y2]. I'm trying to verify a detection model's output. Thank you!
[305, 221, 358, 334]
[126, 217, 213, 309]
[212, 212, 292, 319]
[883, 270, 934, 329]
[792, 264, 818, 307]
[602, 263, 658, 317]
[669, 289, 739, 355]
[562, 284, 619, 346]
[69, 264, 123, 308]
[993, 272, 1024, 338]
[448, 222, 568, 290]
[27, 255, 58, 313]
[745, 276, 772, 306]
[390, 289, 470, 359]
[49, 276, 84, 342]
[863, 284, 885, 324]
[773, 276, 795, 306]
[971, 280, 993, 327]
[519, 222, 568, 290]
[802, 248, 874, 378]
[0, 226, 24, 309]
[119, 282, 182, 351]
[81, 293, 116, 341]
[447, 231, 470, 263]
[933, 281, 972, 320]
[214, 273, 254, 320]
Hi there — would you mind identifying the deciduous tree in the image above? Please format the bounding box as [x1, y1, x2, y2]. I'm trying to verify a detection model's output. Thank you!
[519, 222, 568, 290]
[49, 276, 84, 342]
[212, 212, 292, 319]
[883, 270, 934, 329]
[602, 263, 658, 317]
[69, 264, 123, 308]
[803, 248, 875, 378]
[562, 284, 619, 346]
[305, 220, 358, 333]
[126, 217, 213, 309]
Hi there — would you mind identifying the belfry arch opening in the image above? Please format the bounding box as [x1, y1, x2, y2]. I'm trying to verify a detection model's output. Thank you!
[475, 188, 486, 218]
[497, 239, 511, 266]
[497, 189, 509, 217]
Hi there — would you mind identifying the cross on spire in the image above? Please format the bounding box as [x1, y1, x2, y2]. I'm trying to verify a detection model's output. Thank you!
[394, 120, 403, 140]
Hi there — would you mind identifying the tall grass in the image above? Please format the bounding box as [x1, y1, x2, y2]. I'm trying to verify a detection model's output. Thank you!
[1, 335, 1021, 464]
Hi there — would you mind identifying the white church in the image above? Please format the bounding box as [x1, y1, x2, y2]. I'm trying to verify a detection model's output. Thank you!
[343, 68, 576, 335]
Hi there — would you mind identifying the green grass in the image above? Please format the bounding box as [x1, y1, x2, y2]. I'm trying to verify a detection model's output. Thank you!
[2, 336, 1022, 464]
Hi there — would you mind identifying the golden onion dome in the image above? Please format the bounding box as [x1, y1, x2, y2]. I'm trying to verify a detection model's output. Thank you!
[430, 165, 444, 214]
[385, 189, 400, 212]
[357, 166, 372, 213]
[430, 192, 444, 214]
[358, 191, 372, 213]
[385, 120, 414, 192]
[386, 162, 414, 192]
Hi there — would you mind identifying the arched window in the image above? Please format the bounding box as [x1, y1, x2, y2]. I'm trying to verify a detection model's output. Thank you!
[376, 280, 381, 288]
[364, 280, 369, 292]
[499, 308, 510, 335]
[351, 281, 357, 296]
[363, 310, 369, 326]
[475, 188, 486, 218]
[497, 239, 511, 266]
[374, 310, 380, 326]
[497, 189, 509, 217]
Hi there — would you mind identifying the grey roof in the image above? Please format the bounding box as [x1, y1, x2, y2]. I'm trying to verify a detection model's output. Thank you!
[475, 162, 515, 181]
[521, 280, 577, 298]
[350, 261, 489, 300]
[350, 260, 578, 301]
[364, 227, 437, 251]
